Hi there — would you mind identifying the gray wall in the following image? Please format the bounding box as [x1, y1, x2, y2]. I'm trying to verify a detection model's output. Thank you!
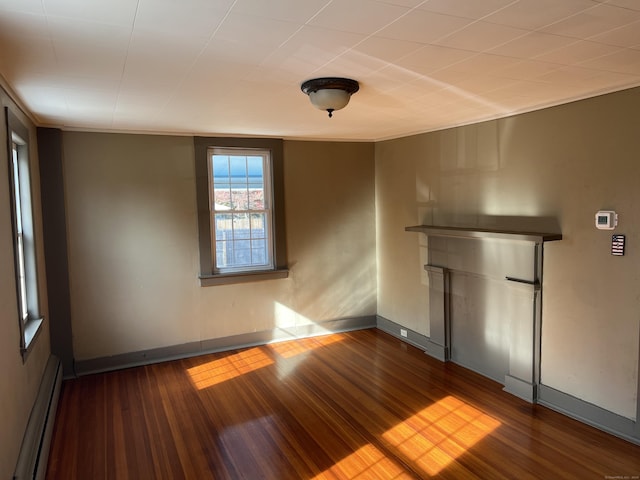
[376, 87, 640, 420]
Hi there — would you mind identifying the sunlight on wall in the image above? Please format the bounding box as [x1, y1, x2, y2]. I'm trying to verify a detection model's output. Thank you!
[480, 188, 542, 217]
[382, 395, 501, 476]
[274, 301, 314, 330]
[187, 348, 274, 390]
[312, 444, 411, 480]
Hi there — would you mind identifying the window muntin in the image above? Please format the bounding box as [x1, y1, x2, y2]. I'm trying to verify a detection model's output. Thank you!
[209, 148, 274, 273]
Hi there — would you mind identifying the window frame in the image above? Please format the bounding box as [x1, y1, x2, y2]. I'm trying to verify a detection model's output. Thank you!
[194, 137, 288, 286]
[5, 107, 43, 359]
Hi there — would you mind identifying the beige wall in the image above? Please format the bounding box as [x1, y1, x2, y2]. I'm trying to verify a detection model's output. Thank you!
[376, 87, 640, 420]
[0, 90, 50, 478]
[61, 133, 376, 360]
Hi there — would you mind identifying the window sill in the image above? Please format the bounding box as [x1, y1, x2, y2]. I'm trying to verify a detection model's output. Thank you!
[199, 269, 289, 287]
[22, 316, 44, 362]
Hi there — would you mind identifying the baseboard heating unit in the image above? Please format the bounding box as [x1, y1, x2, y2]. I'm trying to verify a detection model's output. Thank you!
[14, 355, 62, 480]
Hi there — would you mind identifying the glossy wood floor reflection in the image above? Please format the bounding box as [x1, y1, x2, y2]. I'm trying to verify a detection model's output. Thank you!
[47, 329, 640, 479]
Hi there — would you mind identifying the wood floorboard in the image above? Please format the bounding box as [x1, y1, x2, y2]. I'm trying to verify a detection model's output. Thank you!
[46, 329, 640, 479]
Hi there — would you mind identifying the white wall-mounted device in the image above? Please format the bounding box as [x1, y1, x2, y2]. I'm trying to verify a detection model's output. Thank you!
[595, 210, 618, 230]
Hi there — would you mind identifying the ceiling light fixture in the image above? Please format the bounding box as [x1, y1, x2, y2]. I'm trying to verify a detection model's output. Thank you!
[301, 77, 359, 118]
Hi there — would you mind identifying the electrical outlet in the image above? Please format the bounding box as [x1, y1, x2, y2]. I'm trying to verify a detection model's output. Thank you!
[400, 329, 408, 338]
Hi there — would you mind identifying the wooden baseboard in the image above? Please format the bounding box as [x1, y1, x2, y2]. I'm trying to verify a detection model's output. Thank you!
[538, 383, 640, 446]
[504, 374, 536, 403]
[74, 316, 377, 377]
[375, 315, 430, 351]
[14, 355, 62, 480]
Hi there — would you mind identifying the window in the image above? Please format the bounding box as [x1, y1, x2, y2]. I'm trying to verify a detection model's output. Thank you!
[11, 139, 28, 320]
[195, 137, 287, 286]
[210, 148, 273, 273]
[5, 108, 43, 357]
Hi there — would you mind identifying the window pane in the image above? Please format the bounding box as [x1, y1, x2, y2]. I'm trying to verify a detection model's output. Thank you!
[231, 189, 249, 210]
[233, 250, 251, 265]
[229, 156, 247, 187]
[212, 155, 230, 178]
[215, 213, 233, 238]
[252, 249, 265, 264]
[212, 155, 232, 211]
[215, 240, 229, 268]
[11, 147, 23, 232]
[247, 156, 263, 178]
[16, 234, 28, 320]
[250, 213, 266, 238]
[248, 185, 264, 210]
[235, 239, 251, 251]
[233, 213, 251, 239]
[252, 238, 267, 265]
[247, 156, 264, 210]
[213, 188, 232, 210]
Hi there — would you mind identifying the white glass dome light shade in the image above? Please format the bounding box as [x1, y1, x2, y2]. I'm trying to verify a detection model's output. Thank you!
[301, 77, 360, 118]
[308, 88, 351, 113]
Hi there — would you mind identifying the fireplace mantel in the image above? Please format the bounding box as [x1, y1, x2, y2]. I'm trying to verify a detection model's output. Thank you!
[405, 224, 562, 244]
[406, 223, 562, 403]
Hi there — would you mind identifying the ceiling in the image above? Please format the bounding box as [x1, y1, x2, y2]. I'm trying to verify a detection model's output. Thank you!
[1, 0, 640, 141]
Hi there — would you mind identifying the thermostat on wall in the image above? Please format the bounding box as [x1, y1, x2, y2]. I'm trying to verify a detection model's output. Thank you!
[595, 210, 617, 230]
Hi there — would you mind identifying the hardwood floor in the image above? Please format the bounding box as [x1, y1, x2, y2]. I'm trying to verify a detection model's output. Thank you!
[46, 329, 640, 479]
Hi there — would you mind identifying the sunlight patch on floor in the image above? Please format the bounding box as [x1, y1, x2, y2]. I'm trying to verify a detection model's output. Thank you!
[313, 396, 499, 479]
[382, 395, 501, 476]
[186, 347, 274, 390]
[269, 334, 344, 359]
[312, 444, 412, 480]
[187, 331, 346, 389]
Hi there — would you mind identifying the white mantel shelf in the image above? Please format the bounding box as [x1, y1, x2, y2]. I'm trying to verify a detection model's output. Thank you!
[405, 225, 562, 243]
